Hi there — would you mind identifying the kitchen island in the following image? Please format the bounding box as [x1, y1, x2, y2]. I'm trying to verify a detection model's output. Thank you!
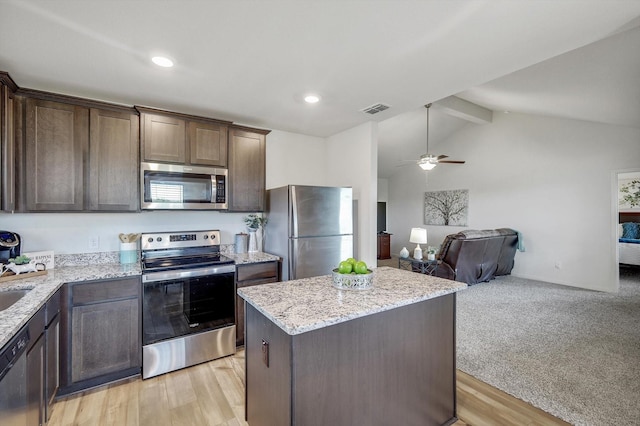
[238, 266, 467, 426]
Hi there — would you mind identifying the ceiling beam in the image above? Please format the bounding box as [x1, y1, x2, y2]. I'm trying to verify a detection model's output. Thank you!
[435, 96, 493, 124]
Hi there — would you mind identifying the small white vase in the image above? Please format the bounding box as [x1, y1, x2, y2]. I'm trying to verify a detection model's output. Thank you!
[399, 247, 409, 258]
[256, 228, 263, 252]
[248, 229, 258, 253]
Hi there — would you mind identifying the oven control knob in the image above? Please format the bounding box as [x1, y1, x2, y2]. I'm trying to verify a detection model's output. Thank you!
[157, 237, 162, 242]
[210, 234, 216, 240]
[203, 235, 208, 240]
[147, 237, 153, 243]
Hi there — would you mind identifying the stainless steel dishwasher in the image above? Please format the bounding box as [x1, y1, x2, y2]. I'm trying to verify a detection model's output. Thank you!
[0, 325, 29, 426]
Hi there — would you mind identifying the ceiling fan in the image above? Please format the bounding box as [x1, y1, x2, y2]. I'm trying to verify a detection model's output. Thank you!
[416, 104, 466, 170]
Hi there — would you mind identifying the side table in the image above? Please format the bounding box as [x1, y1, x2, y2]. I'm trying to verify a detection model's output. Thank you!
[398, 257, 438, 275]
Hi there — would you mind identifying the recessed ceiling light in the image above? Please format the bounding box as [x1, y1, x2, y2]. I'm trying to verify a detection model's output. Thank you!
[304, 94, 321, 104]
[152, 56, 174, 68]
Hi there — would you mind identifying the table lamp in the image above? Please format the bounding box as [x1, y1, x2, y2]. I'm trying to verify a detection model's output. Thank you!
[409, 227, 427, 260]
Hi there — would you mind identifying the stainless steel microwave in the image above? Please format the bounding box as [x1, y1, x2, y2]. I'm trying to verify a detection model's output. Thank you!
[141, 162, 228, 210]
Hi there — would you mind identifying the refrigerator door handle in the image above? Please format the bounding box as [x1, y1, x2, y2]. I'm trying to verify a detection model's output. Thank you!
[289, 238, 296, 279]
[290, 186, 299, 238]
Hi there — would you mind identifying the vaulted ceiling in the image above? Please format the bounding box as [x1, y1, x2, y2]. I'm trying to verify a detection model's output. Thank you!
[378, 22, 640, 177]
[1, 0, 639, 179]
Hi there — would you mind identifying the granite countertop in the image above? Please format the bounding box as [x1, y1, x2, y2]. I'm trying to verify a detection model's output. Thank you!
[0, 263, 140, 349]
[0, 251, 279, 350]
[226, 251, 280, 264]
[238, 266, 467, 336]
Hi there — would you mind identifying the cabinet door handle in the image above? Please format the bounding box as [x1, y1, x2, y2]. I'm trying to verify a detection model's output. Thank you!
[262, 339, 269, 367]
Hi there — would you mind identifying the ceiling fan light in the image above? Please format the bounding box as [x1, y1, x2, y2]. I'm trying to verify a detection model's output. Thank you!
[151, 56, 174, 67]
[418, 160, 437, 171]
[304, 94, 321, 103]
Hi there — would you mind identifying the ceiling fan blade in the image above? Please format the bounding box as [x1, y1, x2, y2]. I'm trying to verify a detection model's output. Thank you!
[438, 160, 466, 164]
[436, 155, 449, 160]
[395, 161, 417, 167]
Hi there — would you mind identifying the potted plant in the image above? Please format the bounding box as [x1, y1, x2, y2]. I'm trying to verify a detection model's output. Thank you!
[244, 213, 267, 230]
[244, 214, 268, 252]
[426, 246, 438, 261]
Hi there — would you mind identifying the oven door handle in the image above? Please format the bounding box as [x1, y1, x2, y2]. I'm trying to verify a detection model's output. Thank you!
[142, 264, 236, 283]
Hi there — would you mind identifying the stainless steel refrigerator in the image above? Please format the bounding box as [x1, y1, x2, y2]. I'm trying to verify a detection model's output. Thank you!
[265, 185, 353, 281]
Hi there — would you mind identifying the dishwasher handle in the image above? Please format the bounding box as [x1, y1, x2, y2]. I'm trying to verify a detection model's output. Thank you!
[0, 327, 29, 380]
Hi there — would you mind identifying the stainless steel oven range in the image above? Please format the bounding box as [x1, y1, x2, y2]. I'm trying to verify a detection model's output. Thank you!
[141, 230, 236, 379]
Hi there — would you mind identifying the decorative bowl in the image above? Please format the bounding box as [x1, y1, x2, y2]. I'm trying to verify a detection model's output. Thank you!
[332, 268, 374, 290]
[6, 261, 38, 275]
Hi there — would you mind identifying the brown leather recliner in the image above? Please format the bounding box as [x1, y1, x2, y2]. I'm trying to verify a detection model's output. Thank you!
[434, 228, 518, 285]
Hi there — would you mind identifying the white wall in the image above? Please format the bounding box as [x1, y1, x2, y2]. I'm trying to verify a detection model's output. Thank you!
[0, 211, 250, 254]
[377, 178, 389, 202]
[325, 122, 378, 267]
[265, 129, 328, 189]
[388, 112, 640, 292]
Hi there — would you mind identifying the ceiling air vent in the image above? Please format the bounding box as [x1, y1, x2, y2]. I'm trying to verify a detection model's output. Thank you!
[361, 103, 391, 115]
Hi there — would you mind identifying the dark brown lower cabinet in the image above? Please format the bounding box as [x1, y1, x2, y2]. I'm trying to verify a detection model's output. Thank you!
[59, 277, 141, 396]
[44, 289, 60, 421]
[235, 261, 279, 346]
[245, 293, 456, 426]
[26, 306, 45, 426]
[22, 290, 60, 426]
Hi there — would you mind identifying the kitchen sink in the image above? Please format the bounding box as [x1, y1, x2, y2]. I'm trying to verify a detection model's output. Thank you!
[0, 289, 30, 311]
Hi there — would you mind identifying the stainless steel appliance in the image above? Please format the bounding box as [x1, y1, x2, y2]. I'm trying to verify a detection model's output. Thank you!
[265, 185, 353, 281]
[0, 231, 20, 264]
[140, 162, 228, 210]
[0, 325, 29, 426]
[141, 230, 236, 379]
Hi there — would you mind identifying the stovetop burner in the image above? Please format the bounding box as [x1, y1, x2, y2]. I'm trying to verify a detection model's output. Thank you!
[142, 252, 234, 272]
[140, 230, 233, 273]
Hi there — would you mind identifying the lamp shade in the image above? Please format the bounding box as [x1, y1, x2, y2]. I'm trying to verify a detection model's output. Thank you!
[409, 227, 427, 244]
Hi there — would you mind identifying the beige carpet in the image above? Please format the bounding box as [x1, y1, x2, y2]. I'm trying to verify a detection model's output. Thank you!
[376, 256, 399, 268]
[380, 258, 640, 424]
[456, 267, 640, 426]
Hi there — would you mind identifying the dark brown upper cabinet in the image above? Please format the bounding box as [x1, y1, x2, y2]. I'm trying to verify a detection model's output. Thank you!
[25, 98, 88, 211]
[1, 72, 18, 211]
[228, 125, 270, 212]
[140, 111, 185, 163]
[89, 108, 139, 211]
[187, 119, 228, 167]
[22, 91, 139, 212]
[138, 107, 230, 167]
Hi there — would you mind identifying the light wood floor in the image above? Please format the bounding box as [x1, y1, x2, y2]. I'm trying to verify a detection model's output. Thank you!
[48, 349, 569, 426]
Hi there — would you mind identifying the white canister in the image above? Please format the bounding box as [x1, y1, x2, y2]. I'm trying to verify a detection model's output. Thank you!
[235, 233, 248, 254]
[120, 242, 138, 264]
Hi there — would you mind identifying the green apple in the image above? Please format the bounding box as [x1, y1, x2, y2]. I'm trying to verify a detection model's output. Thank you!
[354, 261, 368, 274]
[338, 261, 353, 274]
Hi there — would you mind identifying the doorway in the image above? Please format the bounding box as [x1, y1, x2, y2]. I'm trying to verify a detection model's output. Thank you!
[615, 170, 640, 288]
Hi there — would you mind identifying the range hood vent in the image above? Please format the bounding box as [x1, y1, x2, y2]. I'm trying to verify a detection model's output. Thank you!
[360, 103, 391, 115]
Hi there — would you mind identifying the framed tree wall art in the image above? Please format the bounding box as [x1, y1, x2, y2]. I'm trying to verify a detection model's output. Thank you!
[424, 189, 469, 226]
[619, 178, 640, 212]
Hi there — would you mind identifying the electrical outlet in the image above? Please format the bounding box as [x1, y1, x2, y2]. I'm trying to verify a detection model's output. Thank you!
[554, 261, 562, 269]
[89, 236, 100, 249]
